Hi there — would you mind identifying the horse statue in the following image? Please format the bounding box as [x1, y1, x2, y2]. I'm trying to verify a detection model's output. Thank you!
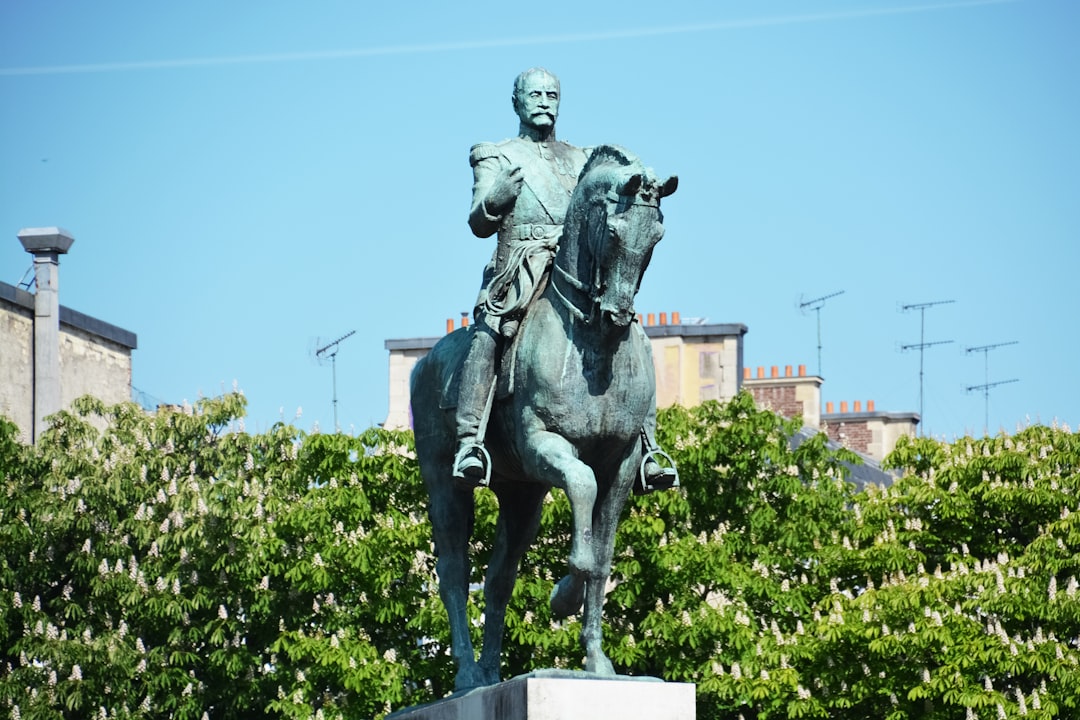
[411, 145, 678, 692]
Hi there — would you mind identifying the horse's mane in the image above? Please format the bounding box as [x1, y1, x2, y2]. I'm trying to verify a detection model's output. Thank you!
[579, 144, 640, 181]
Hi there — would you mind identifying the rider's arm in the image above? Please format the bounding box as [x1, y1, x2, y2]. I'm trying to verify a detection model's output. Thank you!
[468, 143, 504, 239]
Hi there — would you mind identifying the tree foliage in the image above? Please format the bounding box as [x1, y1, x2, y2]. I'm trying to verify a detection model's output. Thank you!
[2, 392, 1077, 719]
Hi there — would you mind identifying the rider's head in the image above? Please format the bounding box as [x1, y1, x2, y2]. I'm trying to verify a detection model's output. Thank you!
[513, 68, 560, 136]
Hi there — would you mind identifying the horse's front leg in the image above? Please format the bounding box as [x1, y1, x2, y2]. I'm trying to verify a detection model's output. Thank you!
[581, 446, 639, 675]
[521, 429, 598, 617]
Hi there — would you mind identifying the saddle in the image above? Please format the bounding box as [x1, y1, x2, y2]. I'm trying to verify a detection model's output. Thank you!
[437, 271, 551, 411]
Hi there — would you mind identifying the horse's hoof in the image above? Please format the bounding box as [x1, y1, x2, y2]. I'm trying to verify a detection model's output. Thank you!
[586, 652, 616, 676]
[455, 666, 495, 693]
[550, 573, 585, 618]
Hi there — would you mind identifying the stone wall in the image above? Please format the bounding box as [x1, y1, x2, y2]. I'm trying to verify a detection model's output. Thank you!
[0, 280, 137, 443]
[0, 286, 34, 437]
[821, 401, 920, 460]
[743, 364, 822, 429]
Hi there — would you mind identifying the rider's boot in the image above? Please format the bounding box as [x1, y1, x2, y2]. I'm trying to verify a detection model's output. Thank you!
[454, 322, 497, 487]
[638, 406, 678, 493]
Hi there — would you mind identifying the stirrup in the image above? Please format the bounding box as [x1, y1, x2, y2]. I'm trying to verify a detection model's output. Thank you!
[637, 448, 679, 494]
[453, 442, 492, 488]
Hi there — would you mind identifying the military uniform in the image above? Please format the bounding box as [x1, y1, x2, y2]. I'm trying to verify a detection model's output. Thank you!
[467, 136, 589, 323]
[454, 136, 589, 471]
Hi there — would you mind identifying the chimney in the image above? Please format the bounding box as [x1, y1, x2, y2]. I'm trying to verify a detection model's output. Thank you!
[19, 227, 75, 443]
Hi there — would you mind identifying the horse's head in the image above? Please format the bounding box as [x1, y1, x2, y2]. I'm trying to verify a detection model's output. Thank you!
[555, 145, 677, 333]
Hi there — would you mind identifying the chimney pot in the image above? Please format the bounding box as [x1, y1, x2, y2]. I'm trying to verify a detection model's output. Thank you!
[672, 311, 681, 325]
[446, 318, 454, 334]
[460, 315, 469, 328]
[798, 364, 806, 377]
[743, 367, 751, 380]
[785, 365, 793, 377]
[18, 227, 75, 255]
[868, 400, 875, 412]
[826, 401, 834, 413]
[840, 401, 849, 413]
[756, 366, 765, 379]
[659, 312, 667, 325]
[647, 313, 655, 326]
[771, 365, 779, 378]
[854, 400, 862, 412]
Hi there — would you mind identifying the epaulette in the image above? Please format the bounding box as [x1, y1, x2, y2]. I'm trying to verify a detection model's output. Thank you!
[469, 142, 501, 166]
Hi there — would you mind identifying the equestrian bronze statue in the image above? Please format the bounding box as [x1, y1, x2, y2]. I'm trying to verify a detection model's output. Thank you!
[411, 141, 678, 692]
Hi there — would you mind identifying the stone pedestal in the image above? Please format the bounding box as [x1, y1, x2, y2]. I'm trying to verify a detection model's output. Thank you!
[390, 672, 695, 720]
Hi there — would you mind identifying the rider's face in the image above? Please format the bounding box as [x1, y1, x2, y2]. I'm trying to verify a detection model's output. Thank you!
[514, 73, 560, 132]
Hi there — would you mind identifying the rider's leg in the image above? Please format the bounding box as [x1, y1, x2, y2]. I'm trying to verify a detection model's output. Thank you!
[454, 315, 498, 483]
[633, 323, 678, 491]
[641, 403, 678, 490]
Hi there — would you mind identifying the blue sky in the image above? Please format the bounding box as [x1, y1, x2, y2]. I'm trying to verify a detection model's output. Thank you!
[2, 0, 1076, 440]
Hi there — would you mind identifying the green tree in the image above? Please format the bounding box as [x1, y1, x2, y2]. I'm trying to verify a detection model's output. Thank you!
[0, 395, 439, 719]
[3, 392, 1078, 719]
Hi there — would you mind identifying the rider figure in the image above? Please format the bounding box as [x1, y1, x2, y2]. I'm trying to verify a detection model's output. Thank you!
[454, 68, 677, 492]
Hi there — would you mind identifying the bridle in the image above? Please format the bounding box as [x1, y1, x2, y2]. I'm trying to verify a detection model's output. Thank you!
[550, 186, 661, 326]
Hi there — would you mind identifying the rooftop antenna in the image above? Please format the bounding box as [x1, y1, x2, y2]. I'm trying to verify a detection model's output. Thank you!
[900, 300, 955, 435]
[799, 290, 845, 377]
[965, 341, 1019, 436]
[314, 329, 356, 432]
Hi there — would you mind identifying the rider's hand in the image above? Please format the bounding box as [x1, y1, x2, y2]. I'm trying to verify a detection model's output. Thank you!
[486, 165, 524, 214]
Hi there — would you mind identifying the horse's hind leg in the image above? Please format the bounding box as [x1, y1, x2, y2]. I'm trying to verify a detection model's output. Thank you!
[425, 466, 483, 692]
[477, 480, 548, 684]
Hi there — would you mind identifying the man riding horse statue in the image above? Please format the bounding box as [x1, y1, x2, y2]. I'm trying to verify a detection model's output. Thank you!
[455, 67, 676, 491]
[411, 67, 679, 692]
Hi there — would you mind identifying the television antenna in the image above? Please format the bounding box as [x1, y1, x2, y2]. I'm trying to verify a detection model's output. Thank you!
[965, 341, 1019, 436]
[314, 329, 356, 432]
[900, 299, 955, 434]
[799, 290, 844, 377]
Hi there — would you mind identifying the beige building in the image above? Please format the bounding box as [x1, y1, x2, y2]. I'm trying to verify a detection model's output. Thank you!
[386, 310, 918, 464]
[385, 312, 746, 432]
[1, 228, 137, 443]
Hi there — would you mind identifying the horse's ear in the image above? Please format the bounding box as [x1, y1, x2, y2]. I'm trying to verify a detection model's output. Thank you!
[660, 175, 679, 198]
[618, 173, 643, 197]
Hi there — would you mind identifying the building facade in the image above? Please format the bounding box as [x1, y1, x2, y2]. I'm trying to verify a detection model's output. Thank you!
[387, 310, 918, 464]
[384, 312, 746, 432]
[1, 228, 137, 443]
